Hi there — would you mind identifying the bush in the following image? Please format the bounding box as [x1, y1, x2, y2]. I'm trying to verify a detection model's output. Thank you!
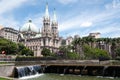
[15, 56, 56, 61]
[41, 48, 52, 57]
[83, 45, 110, 59]
[67, 52, 80, 60]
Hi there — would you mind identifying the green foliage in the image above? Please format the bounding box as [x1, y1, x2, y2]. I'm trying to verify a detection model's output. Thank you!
[0, 38, 18, 55]
[17, 43, 33, 56]
[0, 38, 33, 56]
[20, 48, 33, 56]
[18, 43, 25, 52]
[83, 45, 109, 59]
[58, 46, 69, 59]
[0, 77, 11, 80]
[115, 47, 120, 57]
[67, 52, 80, 60]
[58, 46, 80, 59]
[61, 40, 66, 45]
[41, 48, 52, 56]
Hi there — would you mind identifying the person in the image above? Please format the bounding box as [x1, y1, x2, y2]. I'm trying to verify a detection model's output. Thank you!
[2, 50, 6, 56]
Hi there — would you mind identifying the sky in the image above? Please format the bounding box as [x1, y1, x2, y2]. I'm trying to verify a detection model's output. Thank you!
[0, 0, 120, 38]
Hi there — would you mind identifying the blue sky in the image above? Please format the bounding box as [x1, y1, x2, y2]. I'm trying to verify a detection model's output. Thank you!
[0, 0, 120, 38]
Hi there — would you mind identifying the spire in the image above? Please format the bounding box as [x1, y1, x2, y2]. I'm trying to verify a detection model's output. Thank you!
[28, 24, 31, 31]
[28, 20, 31, 31]
[19, 26, 20, 32]
[53, 8, 57, 23]
[39, 28, 41, 33]
[45, 2, 49, 19]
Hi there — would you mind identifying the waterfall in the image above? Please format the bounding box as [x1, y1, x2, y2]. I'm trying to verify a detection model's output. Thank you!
[63, 66, 69, 74]
[102, 66, 108, 76]
[15, 65, 42, 78]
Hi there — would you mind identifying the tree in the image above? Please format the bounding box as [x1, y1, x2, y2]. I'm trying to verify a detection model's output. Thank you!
[72, 38, 79, 53]
[58, 46, 68, 59]
[83, 45, 109, 59]
[72, 38, 84, 58]
[17, 43, 26, 53]
[41, 48, 52, 57]
[17, 43, 33, 56]
[67, 52, 80, 60]
[0, 38, 18, 55]
[115, 47, 120, 57]
[0, 38, 34, 56]
[111, 39, 117, 58]
[8, 42, 18, 55]
[58, 46, 81, 59]
[20, 47, 33, 56]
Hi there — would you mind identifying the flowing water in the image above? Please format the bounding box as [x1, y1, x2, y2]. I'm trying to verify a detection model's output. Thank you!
[19, 73, 120, 80]
[16, 65, 120, 80]
[15, 65, 42, 78]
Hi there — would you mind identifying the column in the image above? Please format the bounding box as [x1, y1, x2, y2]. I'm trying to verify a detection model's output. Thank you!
[46, 38, 48, 46]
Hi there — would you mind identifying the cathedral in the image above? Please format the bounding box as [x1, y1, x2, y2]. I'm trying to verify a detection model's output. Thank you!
[18, 3, 62, 56]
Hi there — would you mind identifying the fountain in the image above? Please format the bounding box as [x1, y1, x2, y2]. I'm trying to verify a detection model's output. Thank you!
[14, 65, 42, 78]
[102, 66, 109, 76]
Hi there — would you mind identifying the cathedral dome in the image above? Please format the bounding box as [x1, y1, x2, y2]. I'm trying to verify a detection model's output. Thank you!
[21, 20, 38, 33]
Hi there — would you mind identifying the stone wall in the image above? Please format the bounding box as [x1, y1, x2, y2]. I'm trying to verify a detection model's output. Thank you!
[0, 65, 15, 77]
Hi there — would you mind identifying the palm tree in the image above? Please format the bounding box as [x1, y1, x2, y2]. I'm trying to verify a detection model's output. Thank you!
[72, 38, 78, 53]
[96, 38, 101, 49]
[89, 37, 96, 48]
[111, 38, 117, 58]
[72, 38, 85, 58]
[77, 38, 84, 57]
[103, 38, 110, 50]
[82, 37, 89, 45]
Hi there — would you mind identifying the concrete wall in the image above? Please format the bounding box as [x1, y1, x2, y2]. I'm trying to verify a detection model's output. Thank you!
[0, 65, 15, 77]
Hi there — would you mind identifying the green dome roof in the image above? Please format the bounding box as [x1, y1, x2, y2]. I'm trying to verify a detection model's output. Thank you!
[21, 20, 38, 32]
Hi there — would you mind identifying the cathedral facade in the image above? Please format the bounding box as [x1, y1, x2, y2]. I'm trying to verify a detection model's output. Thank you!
[18, 3, 62, 56]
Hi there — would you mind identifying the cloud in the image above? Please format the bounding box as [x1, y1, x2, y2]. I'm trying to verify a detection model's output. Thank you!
[59, 12, 94, 31]
[0, 0, 119, 38]
[0, 0, 38, 30]
[0, 0, 30, 29]
[57, 0, 78, 4]
[0, 0, 28, 28]
[105, 0, 120, 9]
[64, 22, 120, 38]
[59, 17, 81, 31]
[109, 32, 120, 38]
[89, 26, 116, 34]
[80, 21, 92, 27]
[57, 0, 104, 5]
[25, 13, 43, 30]
[83, 22, 120, 38]
[0, 0, 28, 15]
[0, 16, 19, 29]
[58, 0, 120, 35]
[66, 31, 80, 37]
[10, 0, 120, 38]
[59, 2, 120, 34]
